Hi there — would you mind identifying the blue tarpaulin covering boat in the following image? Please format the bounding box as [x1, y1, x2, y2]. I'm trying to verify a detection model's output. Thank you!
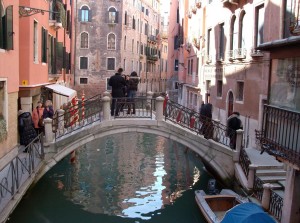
[221, 202, 276, 223]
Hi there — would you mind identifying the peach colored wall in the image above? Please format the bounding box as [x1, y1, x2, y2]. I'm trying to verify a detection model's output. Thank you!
[0, 0, 19, 93]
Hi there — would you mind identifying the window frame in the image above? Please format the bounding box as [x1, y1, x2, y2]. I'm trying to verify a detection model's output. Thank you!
[107, 32, 116, 50]
[236, 81, 245, 102]
[80, 77, 88, 84]
[80, 32, 89, 49]
[107, 57, 116, 71]
[217, 79, 223, 98]
[80, 5, 90, 22]
[79, 56, 88, 70]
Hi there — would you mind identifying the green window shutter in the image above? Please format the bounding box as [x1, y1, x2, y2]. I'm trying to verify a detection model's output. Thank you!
[5, 5, 13, 50]
[0, 2, 3, 49]
[56, 41, 63, 73]
[41, 28, 44, 62]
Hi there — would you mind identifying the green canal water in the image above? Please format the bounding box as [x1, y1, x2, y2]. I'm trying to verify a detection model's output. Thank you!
[8, 133, 223, 223]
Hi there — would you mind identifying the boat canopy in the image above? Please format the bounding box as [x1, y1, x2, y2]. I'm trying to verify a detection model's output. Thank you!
[221, 203, 276, 223]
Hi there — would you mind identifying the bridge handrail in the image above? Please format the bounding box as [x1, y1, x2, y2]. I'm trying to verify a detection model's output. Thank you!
[52, 94, 103, 139]
[0, 133, 44, 213]
[165, 100, 236, 148]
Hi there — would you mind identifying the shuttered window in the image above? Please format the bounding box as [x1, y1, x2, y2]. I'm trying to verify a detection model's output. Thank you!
[56, 42, 63, 73]
[41, 27, 48, 63]
[0, 4, 13, 50]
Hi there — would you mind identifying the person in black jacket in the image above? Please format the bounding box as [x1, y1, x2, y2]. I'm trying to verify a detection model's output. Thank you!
[127, 71, 139, 114]
[108, 68, 126, 116]
[226, 111, 243, 150]
[18, 110, 37, 152]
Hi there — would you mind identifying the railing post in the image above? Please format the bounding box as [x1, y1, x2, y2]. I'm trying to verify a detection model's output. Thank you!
[147, 91, 154, 111]
[102, 96, 111, 121]
[247, 164, 258, 189]
[57, 109, 65, 137]
[262, 183, 272, 211]
[44, 118, 54, 144]
[236, 129, 244, 150]
[213, 119, 220, 141]
[155, 96, 164, 121]
[103, 91, 111, 98]
[233, 130, 243, 161]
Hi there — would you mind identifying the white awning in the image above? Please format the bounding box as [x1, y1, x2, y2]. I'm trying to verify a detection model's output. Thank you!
[45, 84, 76, 99]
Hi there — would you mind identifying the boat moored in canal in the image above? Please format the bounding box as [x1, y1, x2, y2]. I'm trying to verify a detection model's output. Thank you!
[195, 189, 249, 223]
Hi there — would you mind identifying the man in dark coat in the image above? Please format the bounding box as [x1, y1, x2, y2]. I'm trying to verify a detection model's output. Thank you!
[108, 68, 126, 116]
[227, 111, 243, 150]
[18, 110, 37, 152]
[199, 103, 213, 139]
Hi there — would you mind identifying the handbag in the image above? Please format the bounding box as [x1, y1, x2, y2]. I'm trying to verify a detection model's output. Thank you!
[37, 108, 44, 127]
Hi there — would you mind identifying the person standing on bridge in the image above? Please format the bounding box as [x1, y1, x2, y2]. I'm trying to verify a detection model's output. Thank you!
[127, 71, 139, 115]
[226, 111, 243, 150]
[109, 68, 126, 116]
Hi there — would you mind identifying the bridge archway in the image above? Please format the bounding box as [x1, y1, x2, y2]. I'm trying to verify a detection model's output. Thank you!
[43, 120, 235, 185]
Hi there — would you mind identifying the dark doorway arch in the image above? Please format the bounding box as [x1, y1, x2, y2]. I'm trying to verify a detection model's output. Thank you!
[228, 91, 234, 117]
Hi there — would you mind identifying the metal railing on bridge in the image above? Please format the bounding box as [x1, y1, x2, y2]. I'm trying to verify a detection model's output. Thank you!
[165, 100, 235, 148]
[0, 133, 44, 214]
[52, 94, 102, 139]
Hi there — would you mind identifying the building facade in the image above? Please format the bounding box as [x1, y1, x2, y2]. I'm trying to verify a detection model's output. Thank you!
[74, 0, 162, 98]
[0, 0, 74, 157]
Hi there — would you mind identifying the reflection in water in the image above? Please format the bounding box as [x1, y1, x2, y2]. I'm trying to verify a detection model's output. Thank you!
[8, 132, 214, 223]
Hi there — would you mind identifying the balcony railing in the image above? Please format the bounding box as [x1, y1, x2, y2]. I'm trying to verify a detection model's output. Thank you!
[227, 50, 235, 61]
[235, 48, 247, 59]
[256, 105, 300, 169]
[147, 35, 157, 43]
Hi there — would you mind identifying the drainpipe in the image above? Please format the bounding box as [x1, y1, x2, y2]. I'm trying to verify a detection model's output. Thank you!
[73, 0, 77, 86]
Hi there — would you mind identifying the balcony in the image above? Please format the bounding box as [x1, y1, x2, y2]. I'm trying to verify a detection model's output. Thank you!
[205, 54, 212, 64]
[146, 54, 159, 61]
[256, 105, 300, 169]
[235, 48, 247, 60]
[147, 35, 157, 43]
[227, 50, 235, 61]
[49, 0, 64, 30]
[250, 49, 264, 58]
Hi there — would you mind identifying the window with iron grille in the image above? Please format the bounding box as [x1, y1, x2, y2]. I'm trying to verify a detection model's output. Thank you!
[107, 33, 115, 50]
[236, 81, 244, 101]
[80, 57, 88, 69]
[107, 57, 115, 70]
[80, 78, 88, 84]
[217, 80, 223, 97]
[81, 32, 89, 48]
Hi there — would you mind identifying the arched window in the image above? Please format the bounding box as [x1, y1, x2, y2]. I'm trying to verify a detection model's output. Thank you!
[132, 16, 136, 29]
[81, 32, 89, 48]
[107, 33, 116, 50]
[124, 36, 126, 50]
[80, 5, 90, 22]
[108, 7, 118, 24]
[229, 15, 237, 50]
[238, 11, 246, 49]
[124, 11, 127, 25]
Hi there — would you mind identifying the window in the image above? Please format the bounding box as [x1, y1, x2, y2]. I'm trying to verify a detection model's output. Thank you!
[238, 11, 246, 48]
[0, 4, 13, 50]
[106, 77, 112, 91]
[284, 0, 299, 38]
[80, 32, 88, 48]
[80, 78, 88, 84]
[174, 59, 178, 71]
[230, 15, 237, 50]
[124, 36, 126, 50]
[207, 29, 211, 56]
[107, 57, 115, 70]
[80, 57, 88, 69]
[34, 21, 38, 63]
[144, 23, 148, 35]
[132, 16, 136, 29]
[188, 60, 190, 74]
[176, 8, 179, 23]
[196, 58, 199, 76]
[123, 59, 126, 70]
[255, 5, 264, 47]
[165, 60, 168, 72]
[217, 80, 223, 97]
[124, 11, 128, 25]
[145, 8, 148, 16]
[236, 81, 244, 101]
[108, 7, 118, 24]
[219, 23, 224, 59]
[137, 41, 139, 53]
[41, 27, 48, 63]
[206, 80, 211, 91]
[140, 43, 143, 54]
[132, 39, 134, 52]
[191, 59, 193, 74]
[107, 33, 116, 50]
[48, 35, 56, 74]
[79, 6, 91, 22]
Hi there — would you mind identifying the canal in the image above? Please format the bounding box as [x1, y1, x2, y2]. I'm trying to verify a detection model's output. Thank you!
[8, 132, 223, 223]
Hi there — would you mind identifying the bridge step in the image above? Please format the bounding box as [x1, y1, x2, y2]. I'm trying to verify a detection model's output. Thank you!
[259, 175, 287, 183]
[256, 169, 286, 177]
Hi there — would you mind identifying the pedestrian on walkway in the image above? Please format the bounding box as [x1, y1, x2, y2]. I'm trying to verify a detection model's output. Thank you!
[109, 68, 126, 116]
[32, 101, 44, 135]
[226, 111, 243, 150]
[18, 110, 37, 152]
[43, 100, 54, 119]
[199, 103, 213, 139]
